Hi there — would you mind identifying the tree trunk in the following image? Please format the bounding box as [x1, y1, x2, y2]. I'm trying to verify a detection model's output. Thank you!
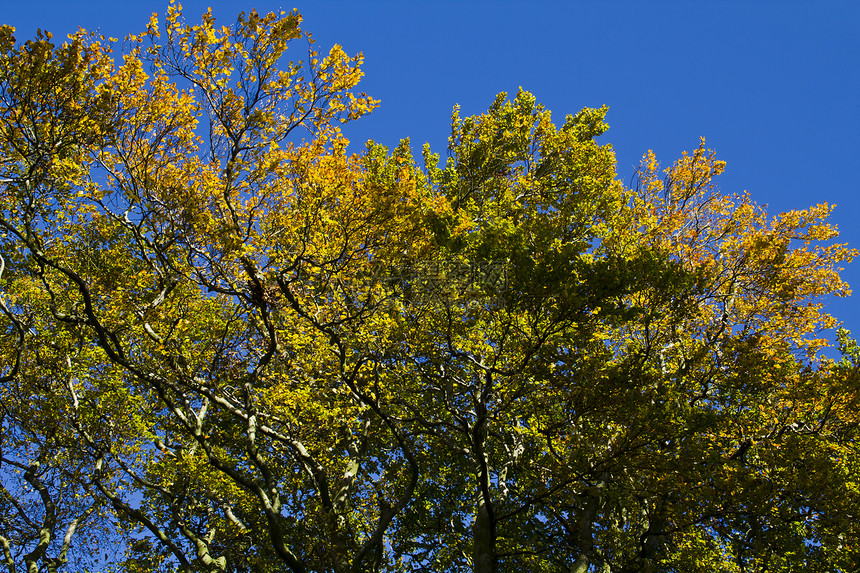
[473, 492, 496, 573]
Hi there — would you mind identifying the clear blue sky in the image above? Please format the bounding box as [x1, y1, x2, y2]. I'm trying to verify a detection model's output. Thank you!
[3, 0, 859, 338]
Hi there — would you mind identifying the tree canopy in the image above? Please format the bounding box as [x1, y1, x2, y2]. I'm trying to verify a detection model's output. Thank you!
[1, 6, 859, 573]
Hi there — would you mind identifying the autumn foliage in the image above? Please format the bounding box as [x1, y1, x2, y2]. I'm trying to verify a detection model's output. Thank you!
[1, 6, 859, 573]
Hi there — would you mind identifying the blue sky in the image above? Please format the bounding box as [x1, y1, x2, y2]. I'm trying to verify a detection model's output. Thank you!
[3, 0, 859, 338]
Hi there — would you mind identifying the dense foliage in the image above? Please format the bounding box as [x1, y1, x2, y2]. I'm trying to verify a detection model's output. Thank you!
[1, 6, 858, 572]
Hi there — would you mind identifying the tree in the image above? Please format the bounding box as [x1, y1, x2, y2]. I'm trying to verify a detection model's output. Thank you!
[1, 6, 858, 573]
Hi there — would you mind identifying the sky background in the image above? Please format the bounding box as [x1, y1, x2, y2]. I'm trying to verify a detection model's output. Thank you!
[3, 0, 859, 342]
